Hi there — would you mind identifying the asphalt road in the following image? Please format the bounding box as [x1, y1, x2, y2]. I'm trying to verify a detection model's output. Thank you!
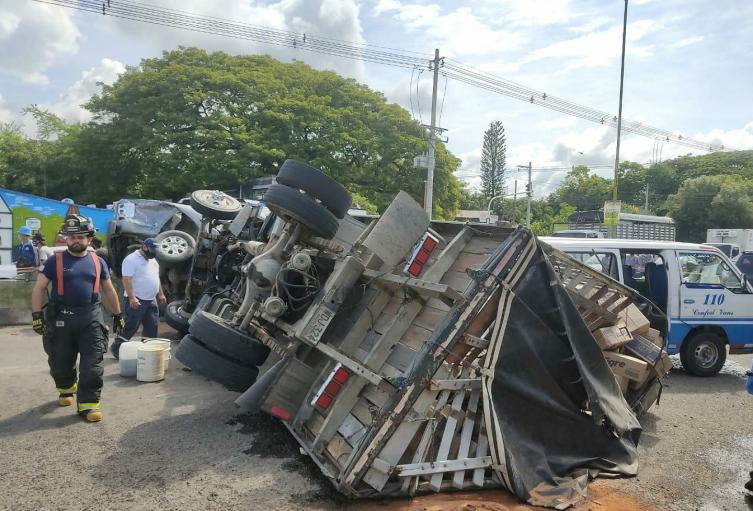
[0, 324, 751, 511]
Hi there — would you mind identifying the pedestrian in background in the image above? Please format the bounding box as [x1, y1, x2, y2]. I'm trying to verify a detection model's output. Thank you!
[33, 232, 53, 270]
[30, 214, 125, 422]
[110, 238, 166, 358]
[16, 226, 37, 269]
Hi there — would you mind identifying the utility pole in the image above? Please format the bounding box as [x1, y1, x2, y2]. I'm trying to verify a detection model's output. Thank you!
[526, 161, 532, 228]
[512, 180, 518, 223]
[423, 48, 441, 219]
[610, 0, 629, 238]
[644, 182, 649, 211]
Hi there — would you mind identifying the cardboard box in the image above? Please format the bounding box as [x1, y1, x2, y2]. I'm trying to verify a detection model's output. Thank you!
[656, 352, 673, 378]
[619, 303, 650, 336]
[645, 327, 664, 348]
[614, 373, 630, 394]
[593, 324, 633, 351]
[604, 351, 650, 385]
[625, 333, 662, 365]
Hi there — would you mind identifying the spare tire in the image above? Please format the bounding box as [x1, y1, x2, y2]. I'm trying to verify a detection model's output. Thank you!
[275, 160, 351, 218]
[263, 183, 339, 240]
[189, 311, 270, 367]
[165, 300, 190, 335]
[190, 190, 242, 220]
[175, 335, 259, 392]
[154, 230, 195, 266]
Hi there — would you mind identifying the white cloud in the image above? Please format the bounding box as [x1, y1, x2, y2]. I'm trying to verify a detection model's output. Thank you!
[0, 1, 80, 84]
[98, 0, 367, 80]
[46, 59, 126, 123]
[0, 12, 20, 38]
[569, 16, 613, 34]
[671, 36, 704, 48]
[372, 2, 524, 56]
[0, 94, 14, 124]
[501, 0, 574, 28]
[521, 19, 657, 71]
[540, 116, 578, 130]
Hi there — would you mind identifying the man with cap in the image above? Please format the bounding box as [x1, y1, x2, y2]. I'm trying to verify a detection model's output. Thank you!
[33, 232, 53, 269]
[30, 214, 124, 422]
[16, 226, 37, 268]
[110, 237, 166, 359]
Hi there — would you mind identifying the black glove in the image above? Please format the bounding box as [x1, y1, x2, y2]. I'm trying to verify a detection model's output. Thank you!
[32, 311, 46, 336]
[113, 313, 125, 336]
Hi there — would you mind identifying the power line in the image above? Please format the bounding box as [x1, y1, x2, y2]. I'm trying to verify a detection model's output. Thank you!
[32, 0, 735, 154]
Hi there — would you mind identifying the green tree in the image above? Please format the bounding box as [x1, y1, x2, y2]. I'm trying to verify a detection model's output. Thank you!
[80, 48, 461, 217]
[480, 120, 506, 200]
[548, 165, 613, 211]
[666, 174, 753, 241]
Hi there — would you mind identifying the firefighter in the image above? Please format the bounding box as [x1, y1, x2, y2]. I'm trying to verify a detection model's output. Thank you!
[30, 214, 125, 422]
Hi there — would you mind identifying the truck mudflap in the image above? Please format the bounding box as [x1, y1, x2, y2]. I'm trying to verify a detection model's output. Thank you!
[235, 224, 667, 509]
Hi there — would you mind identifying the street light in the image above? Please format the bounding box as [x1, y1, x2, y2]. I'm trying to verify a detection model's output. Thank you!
[487, 194, 505, 223]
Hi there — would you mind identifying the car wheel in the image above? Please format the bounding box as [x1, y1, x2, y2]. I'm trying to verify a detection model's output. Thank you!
[263, 183, 339, 239]
[154, 230, 195, 266]
[680, 331, 726, 377]
[190, 190, 242, 220]
[165, 300, 190, 335]
[188, 311, 270, 367]
[275, 159, 351, 218]
[175, 335, 259, 392]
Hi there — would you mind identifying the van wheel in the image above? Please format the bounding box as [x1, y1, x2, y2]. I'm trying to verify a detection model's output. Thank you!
[680, 332, 726, 376]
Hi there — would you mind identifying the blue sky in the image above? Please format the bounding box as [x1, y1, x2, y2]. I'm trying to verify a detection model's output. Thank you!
[1, 0, 751, 196]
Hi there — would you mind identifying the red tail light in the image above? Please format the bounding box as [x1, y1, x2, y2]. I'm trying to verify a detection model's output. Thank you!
[312, 364, 351, 410]
[404, 232, 439, 277]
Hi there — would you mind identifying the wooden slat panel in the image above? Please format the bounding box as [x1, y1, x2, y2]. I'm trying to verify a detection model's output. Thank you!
[472, 421, 489, 487]
[429, 390, 466, 491]
[400, 323, 434, 351]
[400, 389, 452, 493]
[440, 270, 472, 293]
[413, 305, 447, 331]
[361, 389, 441, 491]
[385, 343, 418, 373]
[339, 414, 368, 447]
[382, 295, 404, 316]
[462, 237, 502, 255]
[452, 389, 480, 488]
[449, 251, 488, 273]
[373, 310, 396, 334]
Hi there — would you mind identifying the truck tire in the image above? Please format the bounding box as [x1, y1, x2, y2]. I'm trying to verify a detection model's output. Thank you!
[680, 331, 726, 377]
[165, 300, 190, 335]
[154, 230, 195, 267]
[275, 160, 351, 218]
[175, 335, 259, 392]
[188, 311, 270, 367]
[190, 190, 242, 220]
[263, 183, 339, 239]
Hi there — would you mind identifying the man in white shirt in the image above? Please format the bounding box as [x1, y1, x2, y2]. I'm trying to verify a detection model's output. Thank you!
[111, 238, 166, 358]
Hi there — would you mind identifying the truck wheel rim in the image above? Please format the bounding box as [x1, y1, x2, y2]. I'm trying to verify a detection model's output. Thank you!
[197, 190, 237, 210]
[160, 235, 188, 255]
[694, 341, 719, 369]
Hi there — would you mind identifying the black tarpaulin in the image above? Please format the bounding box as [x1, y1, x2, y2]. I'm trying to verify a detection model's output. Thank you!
[481, 238, 642, 509]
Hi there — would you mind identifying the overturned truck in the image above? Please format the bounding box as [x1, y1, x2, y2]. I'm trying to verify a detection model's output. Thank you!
[176, 161, 669, 508]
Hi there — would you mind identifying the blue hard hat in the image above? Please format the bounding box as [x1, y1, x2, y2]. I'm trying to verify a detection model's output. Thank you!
[18, 226, 32, 236]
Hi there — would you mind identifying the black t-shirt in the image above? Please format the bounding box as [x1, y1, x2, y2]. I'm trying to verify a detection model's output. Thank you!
[42, 251, 111, 307]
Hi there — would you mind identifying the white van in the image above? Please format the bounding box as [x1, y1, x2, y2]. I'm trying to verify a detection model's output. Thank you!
[541, 237, 753, 376]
